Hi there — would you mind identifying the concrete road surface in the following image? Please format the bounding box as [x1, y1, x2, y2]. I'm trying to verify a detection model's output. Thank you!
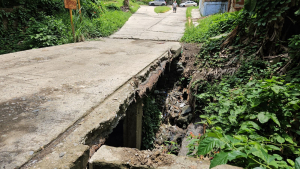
[0, 39, 181, 168]
[0, 5, 186, 169]
[110, 5, 186, 41]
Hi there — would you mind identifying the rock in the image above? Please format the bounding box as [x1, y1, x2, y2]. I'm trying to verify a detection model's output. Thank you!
[176, 113, 193, 127]
[181, 105, 191, 115]
[155, 124, 186, 146]
[178, 123, 203, 157]
[89, 145, 241, 169]
[59, 152, 65, 158]
[177, 68, 184, 74]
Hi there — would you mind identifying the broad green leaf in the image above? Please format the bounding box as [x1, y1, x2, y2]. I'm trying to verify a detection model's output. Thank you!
[287, 159, 295, 166]
[260, 148, 276, 164]
[265, 145, 281, 151]
[245, 148, 258, 155]
[200, 115, 208, 118]
[253, 168, 264, 169]
[295, 157, 300, 169]
[293, 103, 300, 110]
[207, 131, 223, 139]
[234, 135, 248, 142]
[234, 105, 247, 115]
[228, 115, 237, 124]
[197, 137, 221, 155]
[276, 135, 285, 144]
[258, 112, 271, 123]
[271, 114, 281, 127]
[252, 150, 264, 160]
[188, 139, 199, 145]
[241, 121, 261, 130]
[247, 81, 256, 86]
[251, 99, 261, 107]
[227, 150, 247, 161]
[283, 134, 294, 144]
[210, 151, 229, 169]
[271, 85, 280, 94]
[269, 160, 279, 168]
[225, 135, 240, 144]
[273, 154, 283, 160]
[222, 100, 231, 107]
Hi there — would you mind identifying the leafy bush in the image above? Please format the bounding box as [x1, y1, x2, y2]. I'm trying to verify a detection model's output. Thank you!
[81, 0, 106, 18]
[129, 1, 140, 13]
[288, 34, 300, 59]
[181, 11, 243, 43]
[94, 10, 132, 37]
[154, 6, 171, 13]
[0, 0, 140, 54]
[24, 15, 70, 48]
[189, 76, 300, 168]
[105, 3, 121, 11]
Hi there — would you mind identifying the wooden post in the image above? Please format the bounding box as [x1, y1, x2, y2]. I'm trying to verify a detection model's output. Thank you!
[78, 0, 83, 22]
[64, 0, 78, 42]
[69, 9, 76, 42]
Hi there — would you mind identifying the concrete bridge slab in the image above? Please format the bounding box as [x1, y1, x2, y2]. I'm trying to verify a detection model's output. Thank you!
[0, 39, 181, 169]
[110, 6, 186, 41]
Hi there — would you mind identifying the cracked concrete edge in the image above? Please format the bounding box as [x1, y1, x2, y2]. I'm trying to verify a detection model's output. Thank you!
[136, 44, 182, 79]
[25, 44, 182, 169]
[109, 37, 182, 42]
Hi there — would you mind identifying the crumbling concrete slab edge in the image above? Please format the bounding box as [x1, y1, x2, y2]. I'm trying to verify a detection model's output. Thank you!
[25, 44, 182, 169]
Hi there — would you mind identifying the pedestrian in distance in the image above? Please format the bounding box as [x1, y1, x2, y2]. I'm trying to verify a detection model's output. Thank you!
[172, 1, 177, 13]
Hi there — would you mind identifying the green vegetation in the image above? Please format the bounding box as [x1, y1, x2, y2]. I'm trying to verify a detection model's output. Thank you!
[186, 6, 198, 19]
[142, 96, 162, 150]
[0, 0, 140, 54]
[190, 76, 300, 168]
[154, 6, 171, 13]
[181, 11, 242, 43]
[184, 0, 300, 168]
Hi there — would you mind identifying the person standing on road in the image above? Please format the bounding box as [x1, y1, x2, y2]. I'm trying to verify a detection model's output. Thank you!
[172, 1, 177, 13]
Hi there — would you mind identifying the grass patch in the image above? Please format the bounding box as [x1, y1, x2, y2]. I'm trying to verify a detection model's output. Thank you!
[0, 0, 140, 54]
[186, 6, 198, 19]
[181, 11, 241, 43]
[154, 6, 171, 13]
[93, 10, 132, 37]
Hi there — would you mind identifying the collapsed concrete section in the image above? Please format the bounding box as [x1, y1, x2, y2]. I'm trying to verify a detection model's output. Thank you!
[89, 145, 242, 169]
[0, 38, 181, 169]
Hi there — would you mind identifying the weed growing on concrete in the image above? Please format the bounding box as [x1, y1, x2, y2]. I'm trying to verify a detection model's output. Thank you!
[154, 6, 171, 13]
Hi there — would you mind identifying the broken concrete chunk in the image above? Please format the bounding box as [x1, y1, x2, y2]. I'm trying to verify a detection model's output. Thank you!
[89, 145, 241, 169]
[181, 105, 192, 115]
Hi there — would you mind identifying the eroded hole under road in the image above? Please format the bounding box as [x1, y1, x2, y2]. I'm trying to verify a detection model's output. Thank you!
[87, 52, 202, 168]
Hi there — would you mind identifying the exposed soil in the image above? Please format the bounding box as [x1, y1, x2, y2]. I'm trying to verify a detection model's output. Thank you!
[150, 43, 203, 156]
[89, 43, 203, 168]
[180, 43, 202, 78]
[123, 148, 174, 168]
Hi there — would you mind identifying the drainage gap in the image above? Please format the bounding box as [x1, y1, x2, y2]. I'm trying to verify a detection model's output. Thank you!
[87, 46, 204, 168]
[104, 119, 124, 147]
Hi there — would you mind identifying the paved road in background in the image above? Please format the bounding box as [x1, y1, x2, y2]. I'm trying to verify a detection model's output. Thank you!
[110, 5, 186, 41]
[0, 5, 186, 169]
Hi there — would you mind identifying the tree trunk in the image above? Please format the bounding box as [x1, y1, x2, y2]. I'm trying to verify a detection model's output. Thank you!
[124, 0, 129, 8]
